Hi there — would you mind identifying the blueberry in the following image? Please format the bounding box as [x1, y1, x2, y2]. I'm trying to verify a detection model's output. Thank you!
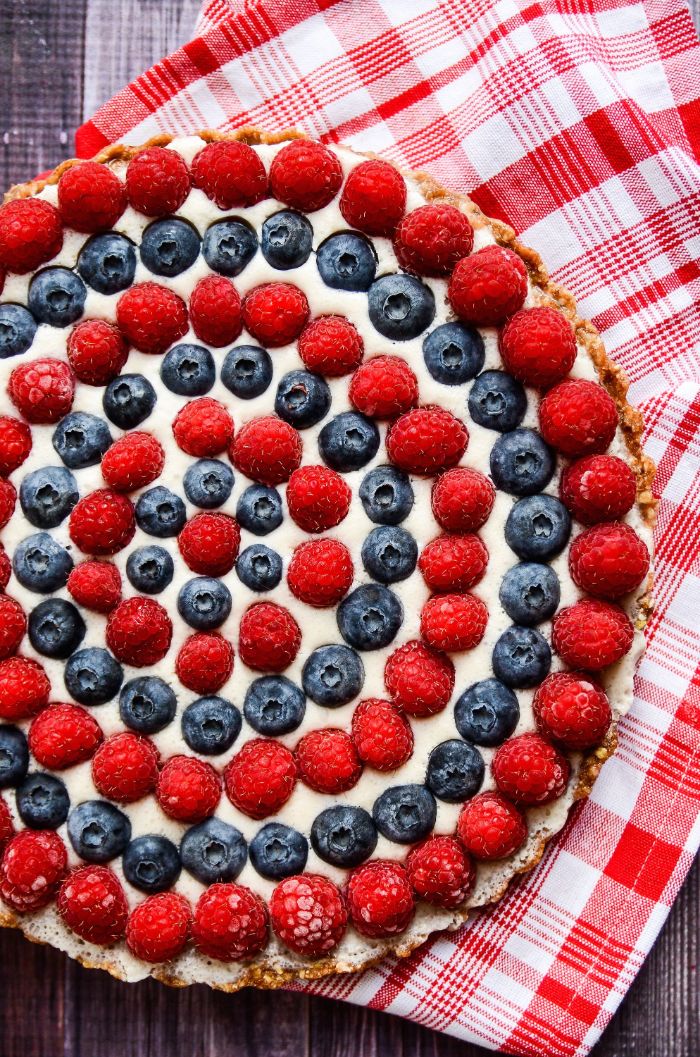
[140, 217, 200, 276]
[319, 411, 380, 472]
[368, 274, 435, 341]
[177, 576, 232, 630]
[103, 373, 156, 429]
[0, 304, 37, 359]
[160, 343, 215, 396]
[13, 533, 73, 593]
[180, 818, 247, 884]
[67, 800, 131, 863]
[505, 495, 572, 561]
[490, 429, 554, 496]
[135, 486, 186, 537]
[468, 370, 527, 432]
[499, 562, 561, 626]
[28, 598, 86, 659]
[78, 233, 136, 294]
[184, 459, 234, 509]
[454, 678, 520, 747]
[311, 806, 377, 867]
[52, 412, 112, 469]
[236, 545, 282, 593]
[359, 465, 414, 525]
[122, 834, 181, 893]
[317, 232, 376, 292]
[16, 773, 69, 829]
[373, 785, 437, 844]
[221, 344, 273, 400]
[361, 525, 417, 584]
[64, 647, 123, 706]
[19, 466, 78, 528]
[202, 219, 257, 276]
[426, 739, 484, 803]
[423, 322, 484, 385]
[492, 626, 552, 688]
[275, 369, 331, 429]
[126, 545, 174, 594]
[120, 677, 177, 735]
[181, 696, 241, 755]
[0, 725, 29, 788]
[302, 644, 364, 707]
[244, 676, 305, 736]
[249, 822, 308, 879]
[236, 484, 283, 536]
[261, 210, 313, 270]
[28, 267, 86, 327]
[337, 584, 403, 651]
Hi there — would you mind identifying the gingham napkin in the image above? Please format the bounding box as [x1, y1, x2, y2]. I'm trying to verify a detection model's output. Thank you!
[75, 2, 700, 1054]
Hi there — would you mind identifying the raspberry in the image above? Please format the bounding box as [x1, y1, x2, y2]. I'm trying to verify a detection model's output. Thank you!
[8, 357, 75, 424]
[346, 861, 414, 938]
[193, 883, 268, 961]
[386, 407, 468, 475]
[178, 512, 240, 576]
[296, 728, 362, 793]
[351, 698, 413, 771]
[224, 738, 297, 819]
[176, 633, 234, 694]
[349, 355, 418, 418]
[29, 703, 103, 769]
[406, 835, 475, 908]
[0, 478, 16, 528]
[106, 596, 172, 667]
[298, 315, 364, 377]
[394, 204, 473, 277]
[552, 599, 634, 670]
[339, 159, 407, 236]
[0, 544, 9, 591]
[539, 378, 617, 457]
[270, 873, 347, 955]
[457, 791, 527, 860]
[92, 732, 159, 803]
[192, 140, 268, 209]
[69, 489, 135, 556]
[238, 602, 301, 673]
[156, 755, 221, 823]
[126, 146, 192, 216]
[172, 397, 234, 458]
[58, 866, 128, 944]
[67, 560, 122, 613]
[570, 521, 650, 600]
[67, 319, 129, 386]
[242, 283, 309, 347]
[231, 416, 302, 486]
[0, 656, 50, 720]
[0, 830, 67, 912]
[126, 892, 191, 963]
[533, 671, 612, 750]
[421, 594, 488, 653]
[116, 282, 188, 354]
[0, 198, 63, 273]
[0, 796, 14, 853]
[492, 733, 570, 806]
[57, 162, 126, 232]
[286, 465, 352, 533]
[101, 431, 165, 492]
[0, 596, 25, 659]
[189, 275, 243, 347]
[560, 454, 637, 525]
[270, 139, 342, 212]
[499, 307, 576, 389]
[419, 534, 488, 593]
[0, 416, 32, 475]
[384, 640, 455, 717]
[448, 245, 528, 325]
[287, 538, 353, 607]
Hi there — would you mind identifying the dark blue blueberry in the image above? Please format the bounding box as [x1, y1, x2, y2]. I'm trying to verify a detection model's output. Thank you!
[19, 466, 78, 528]
[64, 647, 123, 706]
[319, 411, 380, 472]
[202, 219, 257, 276]
[180, 818, 247, 884]
[0, 725, 29, 788]
[28, 267, 86, 327]
[505, 495, 571, 561]
[16, 773, 69, 829]
[119, 676, 177, 735]
[103, 373, 156, 429]
[317, 232, 376, 292]
[160, 343, 215, 396]
[311, 806, 377, 867]
[468, 370, 527, 432]
[361, 525, 417, 584]
[249, 822, 308, 880]
[244, 676, 306, 735]
[221, 344, 273, 400]
[492, 626, 551, 688]
[302, 644, 364, 707]
[181, 696, 241, 755]
[236, 545, 282, 593]
[261, 210, 313, 269]
[13, 533, 73, 593]
[490, 428, 554, 496]
[499, 562, 561, 626]
[135, 486, 186, 538]
[236, 484, 282, 536]
[28, 598, 86, 659]
[122, 834, 181, 893]
[368, 273, 435, 341]
[126, 544, 174, 594]
[425, 739, 484, 803]
[372, 784, 437, 844]
[183, 459, 234, 509]
[78, 233, 136, 294]
[0, 304, 37, 359]
[140, 218, 200, 276]
[454, 678, 519, 747]
[177, 576, 232, 630]
[359, 465, 414, 525]
[52, 412, 112, 469]
[423, 322, 484, 385]
[275, 369, 331, 429]
[67, 800, 131, 863]
[337, 584, 403, 651]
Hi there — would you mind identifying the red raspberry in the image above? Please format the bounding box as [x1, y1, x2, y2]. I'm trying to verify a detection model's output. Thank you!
[189, 275, 243, 347]
[406, 835, 475, 909]
[419, 534, 488, 593]
[286, 465, 352, 533]
[238, 602, 301, 673]
[394, 204, 474, 277]
[500, 307, 576, 389]
[8, 357, 75, 424]
[0, 830, 67, 912]
[193, 883, 269, 961]
[178, 512, 240, 576]
[57, 162, 126, 232]
[270, 873, 347, 956]
[270, 139, 342, 212]
[126, 892, 191, 963]
[116, 282, 188, 354]
[298, 315, 364, 377]
[569, 522, 650, 600]
[0, 544, 10, 591]
[29, 703, 102, 769]
[539, 378, 617, 457]
[421, 594, 488, 653]
[0, 478, 16, 528]
[0, 656, 50, 720]
[351, 698, 413, 771]
[384, 640, 454, 717]
[176, 633, 234, 694]
[287, 538, 353, 607]
[0, 416, 32, 475]
[0, 796, 14, 853]
[296, 728, 362, 793]
[92, 732, 159, 803]
[126, 146, 192, 216]
[69, 489, 135, 556]
[67, 560, 121, 613]
[106, 597, 172, 667]
[224, 738, 297, 819]
[533, 671, 612, 750]
[346, 861, 414, 938]
[457, 791, 527, 861]
[552, 599, 634, 670]
[340, 159, 406, 236]
[172, 397, 234, 458]
[387, 407, 468, 475]
[242, 283, 309, 347]
[101, 432, 165, 492]
[58, 866, 128, 944]
[0, 596, 24, 659]
[192, 140, 268, 209]
[448, 245, 528, 325]
[0, 198, 63, 273]
[156, 755, 221, 823]
[231, 416, 302, 486]
[349, 355, 418, 418]
[492, 733, 570, 806]
[67, 319, 128, 386]
[560, 454, 637, 525]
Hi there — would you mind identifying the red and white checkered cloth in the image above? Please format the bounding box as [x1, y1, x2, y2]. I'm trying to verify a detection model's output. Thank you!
[75, 2, 700, 1053]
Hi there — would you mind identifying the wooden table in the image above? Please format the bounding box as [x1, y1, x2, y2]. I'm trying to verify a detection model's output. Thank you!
[0, 3, 697, 1055]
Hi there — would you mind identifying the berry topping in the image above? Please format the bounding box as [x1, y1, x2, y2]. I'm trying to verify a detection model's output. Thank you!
[286, 465, 352, 533]
[173, 397, 234, 458]
[57, 162, 126, 232]
[8, 358, 75, 424]
[67, 320, 128, 386]
[69, 489, 135, 556]
[384, 640, 455, 717]
[178, 512, 240, 576]
[337, 584, 403, 651]
[193, 883, 268, 961]
[351, 698, 413, 771]
[431, 467, 495, 533]
[406, 835, 475, 909]
[340, 160, 406, 235]
[101, 431, 165, 492]
[66, 801, 130, 864]
[122, 834, 180, 893]
[492, 733, 570, 806]
[457, 791, 527, 861]
[394, 204, 473, 277]
[176, 633, 234, 694]
[297, 728, 362, 793]
[156, 755, 221, 823]
[492, 625, 551, 688]
[560, 454, 637, 525]
[92, 732, 159, 803]
[270, 873, 347, 956]
[298, 315, 364, 377]
[141, 217, 201, 277]
[126, 145, 192, 216]
[419, 534, 488, 593]
[533, 672, 612, 750]
[189, 275, 243, 347]
[0, 596, 25, 659]
[448, 244, 528, 325]
[231, 416, 302, 486]
[29, 703, 102, 770]
[505, 494, 571, 562]
[499, 306, 576, 388]
[27, 266, 83, 326]
[539, 378, 618, 457]
[359, 465, 414, 526]
[0, 725, 28, 787]
[238, 602, 301, 672]
[302, 644, 364, 707]
[0, 797, 14, 853]
[311, 805, 377, 868]
[225, 738, 297, 819]
[106, 597, 172, 667]
[319, 411, 379, 472]
[270, 140, 342, 212]
[0, 656, 50, 720]
[346, 860, 414, 937]
[468, 370, 527, 432]
[275, 369, 331, 429]
[180, 817, 246, 885]
[0, 830, 67, 911]
[0, 416, 32, 475]
[552, 598, 635, 670]
[78, 233, 135, 294]
[126, 891, 191, 963]
[63, 648, 123, 706]
[420, 594, 488, 652]
[192, 140, 268, 208]
[499, 562, 560, 626]
[0, 198, 63, 274]
[361, 525, 417, 584]
[373, 784, 437, 844]
[287, 538, 354, 607]
[58, 865, 128, 944]
[116, 282, 188, 354]
[28, 601, 84, 660]
[490, 428, 554, 496]
[242, 282, 309, 347]
[368, 274, 435, 341]
[349, 355, 418, 419]
[261, 210, 312, 270]
[317, 232, 377, 292]
[387, 407, 468, 475]
[67, 560, 121, 613]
